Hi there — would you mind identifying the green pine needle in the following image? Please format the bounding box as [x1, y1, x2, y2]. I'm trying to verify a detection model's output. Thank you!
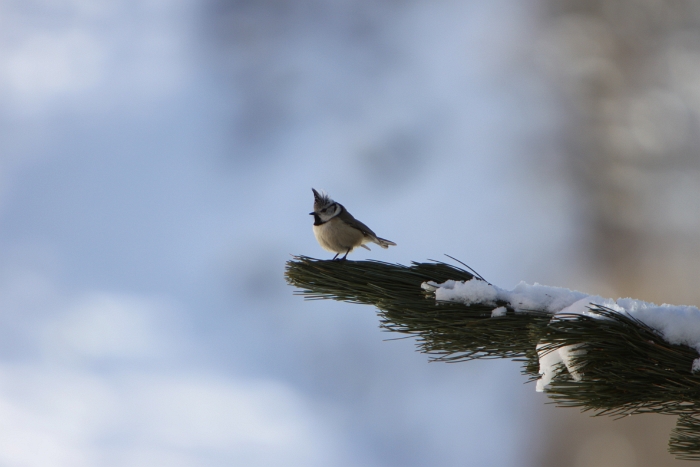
[285, 256, 700, 460]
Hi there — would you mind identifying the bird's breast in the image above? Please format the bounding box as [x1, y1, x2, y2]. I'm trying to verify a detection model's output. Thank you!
[313, 218, 364, 253]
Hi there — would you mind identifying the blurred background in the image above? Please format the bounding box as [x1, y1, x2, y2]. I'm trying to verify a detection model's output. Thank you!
[0, 0, 699, 465]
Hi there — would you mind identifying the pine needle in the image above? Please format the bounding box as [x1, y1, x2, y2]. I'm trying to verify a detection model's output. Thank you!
[285, 256, 700, 460]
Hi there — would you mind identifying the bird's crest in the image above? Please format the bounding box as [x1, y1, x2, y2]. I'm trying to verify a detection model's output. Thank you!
[312, 188, 333, 212]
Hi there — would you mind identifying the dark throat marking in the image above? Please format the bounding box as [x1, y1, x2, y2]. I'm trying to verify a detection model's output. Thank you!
[313, 203, 342, 226]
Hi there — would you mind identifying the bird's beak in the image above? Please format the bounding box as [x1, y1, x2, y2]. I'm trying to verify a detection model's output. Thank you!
[309, 212, 314, 215]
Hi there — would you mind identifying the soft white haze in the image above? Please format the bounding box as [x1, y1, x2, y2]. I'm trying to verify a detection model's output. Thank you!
[0, 1, 579, 466]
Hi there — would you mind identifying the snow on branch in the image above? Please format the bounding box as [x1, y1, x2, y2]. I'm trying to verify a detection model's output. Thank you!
[285, 256, 700, 460]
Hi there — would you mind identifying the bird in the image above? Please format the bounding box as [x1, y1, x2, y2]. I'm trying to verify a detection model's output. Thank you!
[310, 188, 396, 260]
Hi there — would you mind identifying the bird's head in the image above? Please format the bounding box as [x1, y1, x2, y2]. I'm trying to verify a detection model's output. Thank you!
[310, 188, 341, 222]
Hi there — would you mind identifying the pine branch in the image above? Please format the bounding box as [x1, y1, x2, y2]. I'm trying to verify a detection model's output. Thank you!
[285, 256, 700, 460]
[671, 414, 700, 460]
[286, 255, 550, 362]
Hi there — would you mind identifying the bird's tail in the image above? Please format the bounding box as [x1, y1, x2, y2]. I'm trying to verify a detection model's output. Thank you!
[375, 237, 396, 249]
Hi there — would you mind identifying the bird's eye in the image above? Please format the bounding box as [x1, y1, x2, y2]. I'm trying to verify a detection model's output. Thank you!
[321, 208, 327, 213]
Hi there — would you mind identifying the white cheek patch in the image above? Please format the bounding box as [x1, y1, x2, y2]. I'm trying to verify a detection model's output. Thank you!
[323, 205, 339, 219]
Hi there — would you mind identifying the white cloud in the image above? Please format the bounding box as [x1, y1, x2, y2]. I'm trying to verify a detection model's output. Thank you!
[0, 366, 345, 467]
[126, 376, 344, 466]
[2, 30, 104, 103]
[0, 271, 350, 467]
[42, 292, 175, 361]
[0, 0, 194, 116]
[0, 366, 116, 467]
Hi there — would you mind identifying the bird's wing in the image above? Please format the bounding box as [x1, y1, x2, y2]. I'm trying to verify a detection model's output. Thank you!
[336, 205, 378, 238]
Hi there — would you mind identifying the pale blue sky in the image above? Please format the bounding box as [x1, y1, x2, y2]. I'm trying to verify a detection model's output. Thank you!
[0, 1, 579, 465]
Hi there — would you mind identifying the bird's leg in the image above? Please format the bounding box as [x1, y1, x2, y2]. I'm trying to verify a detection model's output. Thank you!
[332, 253, 339, 260]
[340, 248, 351, 261]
